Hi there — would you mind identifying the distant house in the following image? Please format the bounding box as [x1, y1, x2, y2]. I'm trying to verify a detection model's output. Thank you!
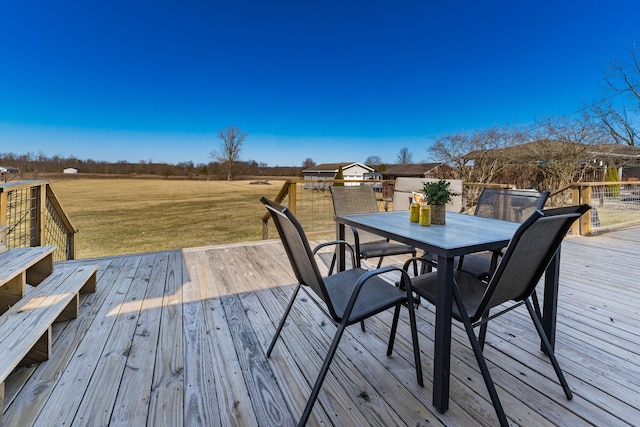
[63, 168, 79, 174]
[0, 166, 19, 183]
[302, 162, 374, 189]
[464, 140, 640, 184]
[381, 163, 452, 180]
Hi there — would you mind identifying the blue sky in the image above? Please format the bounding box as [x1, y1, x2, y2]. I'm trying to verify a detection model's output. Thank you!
[1, 1, 639, 167]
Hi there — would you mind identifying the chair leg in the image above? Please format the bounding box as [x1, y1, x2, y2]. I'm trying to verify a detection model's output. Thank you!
[531, 289, 542, 319]
[526, 299, 573, 400]
[328, 253, 336, 276]
[267, 283, 301, 358]
[478, 310, 490, 351]
[377, 256, 384, 268]
[298, 320, 349, 426]
[406, 293, 424, 387]
[453, 287, 508, 426]
[387, 304, 402, 356]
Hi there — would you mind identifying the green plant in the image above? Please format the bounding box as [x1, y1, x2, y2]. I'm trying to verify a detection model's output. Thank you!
[333, 165, 344, 186]
[605, 164, 620, 197]
[421, 179, 458, 205]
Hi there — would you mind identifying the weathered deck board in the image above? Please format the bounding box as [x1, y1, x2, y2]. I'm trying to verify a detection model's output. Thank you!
[2, 227, 639, 426]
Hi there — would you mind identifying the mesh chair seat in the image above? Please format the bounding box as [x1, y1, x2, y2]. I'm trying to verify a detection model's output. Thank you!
[359, 240, 416, 259]
[409, 269, 486, 321]
[324, 268, 408, 323]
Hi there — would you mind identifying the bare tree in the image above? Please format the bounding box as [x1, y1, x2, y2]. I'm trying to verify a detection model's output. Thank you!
[302, 157, 316, 168]
[211, 126, 246, 181]
[396, 147, 413, 164]
[431, 125, 526, 183]
[364, 155, 382, 167]
[535, 112, 606, 145]
[589, 44, 640, 146]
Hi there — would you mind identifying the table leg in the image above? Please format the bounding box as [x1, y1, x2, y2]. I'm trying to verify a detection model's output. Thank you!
[542, 248, 561, 352]
[336, 222, 346, 272]
[433, 255, 454, 413]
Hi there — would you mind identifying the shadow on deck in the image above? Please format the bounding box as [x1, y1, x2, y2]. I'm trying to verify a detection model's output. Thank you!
[3, 226, 640, 426]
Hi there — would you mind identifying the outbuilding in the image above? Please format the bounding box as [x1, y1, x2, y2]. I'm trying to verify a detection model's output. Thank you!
[302, 162, 374, 189]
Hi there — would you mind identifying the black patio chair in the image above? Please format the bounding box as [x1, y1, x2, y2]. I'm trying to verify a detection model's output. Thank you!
[261, 197, 423, 426]
[329, 185, 416, 273]
[526, 203, 593, 319]
[458, 188, 550, 279]
[402, 208, 584, 426]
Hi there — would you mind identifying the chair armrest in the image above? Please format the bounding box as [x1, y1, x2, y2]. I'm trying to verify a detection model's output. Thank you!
[312, 240, 357, 270]
[402, 255, 437, 273]
[346, 225, 363, 251]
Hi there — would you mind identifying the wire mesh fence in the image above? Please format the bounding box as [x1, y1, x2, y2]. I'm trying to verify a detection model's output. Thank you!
[1, 181, 75, 261]
[3, 184, 35, 249]
[45, 197, 73, 260]
[264, 179, 640, 239]
[588, 182, 640, 229]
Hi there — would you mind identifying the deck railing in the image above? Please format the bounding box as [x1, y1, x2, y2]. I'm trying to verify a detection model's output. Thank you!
[0, 180, 76, 261]
[261, 179, 640, 239]
[553, 181, 640, 235]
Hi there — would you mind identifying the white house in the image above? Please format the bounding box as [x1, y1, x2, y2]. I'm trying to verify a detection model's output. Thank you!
[302, 162, 374, 189]
[63, 168, 79, 174]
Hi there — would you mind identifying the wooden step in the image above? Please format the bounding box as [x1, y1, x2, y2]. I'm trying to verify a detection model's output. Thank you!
[0, 247, 55, 314]
[0, 264, 97, 421]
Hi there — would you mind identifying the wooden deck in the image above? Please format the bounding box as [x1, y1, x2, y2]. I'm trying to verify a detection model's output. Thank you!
[3, 226, 640, 426]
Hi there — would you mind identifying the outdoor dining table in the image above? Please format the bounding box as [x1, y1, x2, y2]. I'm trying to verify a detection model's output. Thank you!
[334, 210, 563, 413]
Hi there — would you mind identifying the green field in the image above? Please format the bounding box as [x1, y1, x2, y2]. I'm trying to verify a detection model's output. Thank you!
[51, 179, 286, 259]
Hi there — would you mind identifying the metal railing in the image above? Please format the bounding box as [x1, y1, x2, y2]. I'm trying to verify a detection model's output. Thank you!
[0, 180, 76, 260]
[262, 179, 640, 239]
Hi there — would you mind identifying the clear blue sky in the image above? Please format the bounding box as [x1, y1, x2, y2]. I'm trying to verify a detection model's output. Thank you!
[1, 1, 638, 167]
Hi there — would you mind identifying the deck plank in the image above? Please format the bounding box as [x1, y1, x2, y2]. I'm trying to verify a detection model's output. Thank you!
[36, 254, 157, 426]
[1, 226, 639, 426]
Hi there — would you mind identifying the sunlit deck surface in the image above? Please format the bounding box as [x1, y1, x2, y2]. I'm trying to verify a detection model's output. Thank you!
[4, 226, 640, 426]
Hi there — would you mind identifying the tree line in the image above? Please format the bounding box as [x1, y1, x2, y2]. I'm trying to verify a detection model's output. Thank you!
[0, 151, 303, 179]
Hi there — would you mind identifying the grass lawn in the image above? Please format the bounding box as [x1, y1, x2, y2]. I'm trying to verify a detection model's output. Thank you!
[50, 178, 286, 259]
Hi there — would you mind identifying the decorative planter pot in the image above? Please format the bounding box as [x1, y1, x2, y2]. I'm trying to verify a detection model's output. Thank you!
[431, 205, 446, 225]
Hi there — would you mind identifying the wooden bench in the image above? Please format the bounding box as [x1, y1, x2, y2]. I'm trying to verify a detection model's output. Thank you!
[0, 263, 97, 421]
[0, 246, 56, 315]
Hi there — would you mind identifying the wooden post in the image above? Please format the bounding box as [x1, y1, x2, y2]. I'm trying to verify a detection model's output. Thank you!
[288, 181, 297, 216]
[30, 185, 41, 247]
[570, 185, 593, 235]
[67, 231, 76, 260]
[580, 186, 592, 236]
[0, 190, 7, 227]
[571, 186, 581, 235]
[0, 226, 7, 253]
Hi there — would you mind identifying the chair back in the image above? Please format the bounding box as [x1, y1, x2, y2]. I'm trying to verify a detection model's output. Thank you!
[474, 188, 550, 222]
[542, 204, 592, 217]
[330, 185, 380, 215]
[330, 185, 385, 245]
[261, 197, 337, 317]
[473, 209, 583, 321]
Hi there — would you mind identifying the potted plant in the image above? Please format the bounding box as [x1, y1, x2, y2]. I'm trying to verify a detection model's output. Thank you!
[422, 179, 458, 224]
